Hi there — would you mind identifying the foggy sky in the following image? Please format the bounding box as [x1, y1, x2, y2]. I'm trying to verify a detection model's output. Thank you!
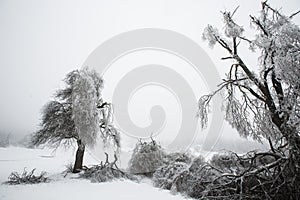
[0, 0, 299, 142]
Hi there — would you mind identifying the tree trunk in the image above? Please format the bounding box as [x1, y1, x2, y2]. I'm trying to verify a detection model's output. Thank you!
[72, 139, 85, 173]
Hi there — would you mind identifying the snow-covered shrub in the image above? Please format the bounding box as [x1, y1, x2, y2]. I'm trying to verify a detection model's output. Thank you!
[128, 139, 166, 175]
[152, 154, 222, 198]
[152, 153, 239, 198]
[153, 161, 189, 190]
[152, 154, 203, 189]
[5, 168, 49, 185]
[169, 155, 205, 194]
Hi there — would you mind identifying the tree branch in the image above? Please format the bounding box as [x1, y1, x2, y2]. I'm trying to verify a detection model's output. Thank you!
[289, 10, 300, 19]
[250, 15, 269, 36]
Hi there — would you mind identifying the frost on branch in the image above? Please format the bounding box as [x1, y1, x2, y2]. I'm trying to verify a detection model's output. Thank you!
[72, 67, 102, 147]
[98, 100, 120, 151]
[200, 2, 300, 145]
[252, 14, 300, 89]
[202, 25, 220, 48]
[198, 2, 300, 199]
[223, 11, 244, 38]
[224, 95, 254, 139]
[5, 168, 49, 185]
[197, 95, 211, 129]
[72, 67, 120, 149]
[273, 23, 300, 88]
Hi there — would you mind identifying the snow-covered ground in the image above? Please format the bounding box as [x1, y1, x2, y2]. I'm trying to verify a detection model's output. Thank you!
[0, 147, 189, 200]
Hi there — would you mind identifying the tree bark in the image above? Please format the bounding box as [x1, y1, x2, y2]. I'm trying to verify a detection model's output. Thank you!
[72, 139, 85, 173]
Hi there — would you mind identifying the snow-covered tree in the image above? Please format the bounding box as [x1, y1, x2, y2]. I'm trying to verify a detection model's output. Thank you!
[33, 67, 120, 173]
[199, 2, 300, 199]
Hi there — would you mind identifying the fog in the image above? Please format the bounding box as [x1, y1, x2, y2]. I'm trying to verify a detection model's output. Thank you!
[0, 0, 299, 148]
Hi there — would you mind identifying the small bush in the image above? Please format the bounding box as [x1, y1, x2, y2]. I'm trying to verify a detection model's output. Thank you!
[62, 162, 74, 177]
[128, 139, 166, 175]
[5, 168, 49, 185]
[152, 154, 223, 198]
[152, 152, 198, 192]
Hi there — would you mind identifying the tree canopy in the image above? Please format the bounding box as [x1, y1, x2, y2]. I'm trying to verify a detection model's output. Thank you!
[199, 2, 300, 148]
[32, 67, 120, 172]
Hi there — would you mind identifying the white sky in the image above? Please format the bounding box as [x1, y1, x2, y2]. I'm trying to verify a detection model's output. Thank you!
[0, 0, 299, 146]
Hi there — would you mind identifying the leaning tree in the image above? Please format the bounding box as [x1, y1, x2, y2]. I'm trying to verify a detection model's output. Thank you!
[198, 2, 300, 199]
[32, 67, 120, 173]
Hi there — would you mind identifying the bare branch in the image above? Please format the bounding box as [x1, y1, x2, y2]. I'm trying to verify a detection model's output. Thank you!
[238, 36, 252, 43]
[289, 10, 300, 18]
[221, 56, 234, 60]
[231, 5, 240, 18]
